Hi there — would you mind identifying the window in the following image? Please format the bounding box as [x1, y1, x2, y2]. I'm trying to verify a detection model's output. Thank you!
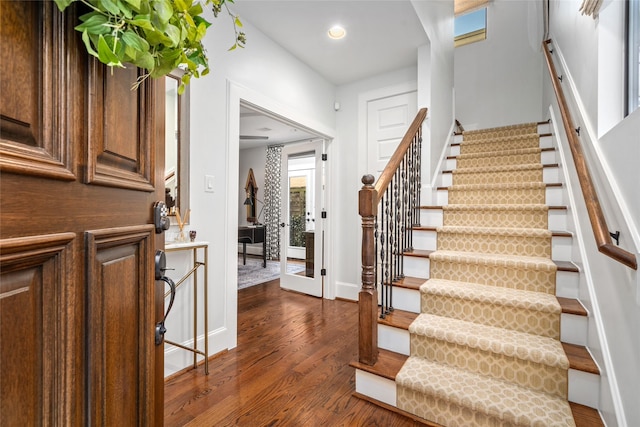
[628, 0, 640, 114]
[455, 8, 487, 47]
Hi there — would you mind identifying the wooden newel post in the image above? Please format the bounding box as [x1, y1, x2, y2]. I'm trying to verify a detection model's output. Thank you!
[358, 174, 378, 365]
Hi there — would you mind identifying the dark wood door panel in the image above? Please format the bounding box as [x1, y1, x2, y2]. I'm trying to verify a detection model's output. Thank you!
[87, 64, 156, 191]
[0, 233, 79, 425]
[0, 2, 76, 180]
[86, 225, 157, 426]
[1, 2, 165, 424]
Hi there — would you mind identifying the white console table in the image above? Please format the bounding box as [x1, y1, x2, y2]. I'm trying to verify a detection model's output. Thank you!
[164, 241, 209, 375]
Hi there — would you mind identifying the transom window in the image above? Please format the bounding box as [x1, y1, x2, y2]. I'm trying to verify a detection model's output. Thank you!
[455, 7, 487, 48]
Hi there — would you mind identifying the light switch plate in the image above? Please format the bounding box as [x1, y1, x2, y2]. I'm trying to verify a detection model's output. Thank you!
[205, 175, 215, 193]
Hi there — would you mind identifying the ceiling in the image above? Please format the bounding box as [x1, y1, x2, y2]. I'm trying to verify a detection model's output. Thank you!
[233, 1, 428, 149]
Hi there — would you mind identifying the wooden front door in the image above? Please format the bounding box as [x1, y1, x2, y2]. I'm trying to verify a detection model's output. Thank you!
[0, 2, 164, 425]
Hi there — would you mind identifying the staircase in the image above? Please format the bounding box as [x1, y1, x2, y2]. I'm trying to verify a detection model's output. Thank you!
[352, 122, 604, 426]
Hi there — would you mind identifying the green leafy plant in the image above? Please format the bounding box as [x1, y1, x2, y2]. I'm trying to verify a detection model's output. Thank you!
[54, 0, 246, 93]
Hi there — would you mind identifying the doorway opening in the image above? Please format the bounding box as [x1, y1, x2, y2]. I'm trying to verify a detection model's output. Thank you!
[237, 101, 328, 298]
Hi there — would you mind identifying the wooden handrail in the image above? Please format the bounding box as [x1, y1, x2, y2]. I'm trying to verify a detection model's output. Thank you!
[543, 39, 637, 270]
[373, 108, 428, 205]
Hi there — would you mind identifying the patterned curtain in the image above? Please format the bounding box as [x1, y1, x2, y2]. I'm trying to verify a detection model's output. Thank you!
[264, 145, 283, 260]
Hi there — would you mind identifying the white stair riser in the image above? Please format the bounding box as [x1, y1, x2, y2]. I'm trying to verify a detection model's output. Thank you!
[568, 369, 600, 408]
[556, 270, 579, 299]
[404, 256, 429, 279]
[436, 186, 563, 206]
[379, 324, 411, 355]
[542, 150, 557, 164]
[549, 209, 567, 230]
[538, 123, 551, 134]
[420, 208, 568, 231]
[540, 135, 553, 148]
[419, 209, 443, 227]
[354, 370, 397, 406]
[385, 286, 421, 314]
[561, 313, 588, 346]
[412, 231, 437, 251]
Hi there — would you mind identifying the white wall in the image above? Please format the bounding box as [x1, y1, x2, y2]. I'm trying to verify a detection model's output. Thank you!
[547, 1, 640, 425]
[454, 0, 544, 129]
[164, 11, 337, 376]
[412, 0, 455, 186]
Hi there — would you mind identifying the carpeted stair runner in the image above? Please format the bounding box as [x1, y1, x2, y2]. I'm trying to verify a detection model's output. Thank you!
[396, 122, 576, 426]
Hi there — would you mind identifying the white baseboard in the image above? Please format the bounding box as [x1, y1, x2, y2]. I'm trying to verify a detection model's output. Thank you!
[164, 327, 228, 378]
[335, 281, 359, 301]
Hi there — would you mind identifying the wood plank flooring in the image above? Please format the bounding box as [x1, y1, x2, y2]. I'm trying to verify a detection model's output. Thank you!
[164, 279, 421, 426]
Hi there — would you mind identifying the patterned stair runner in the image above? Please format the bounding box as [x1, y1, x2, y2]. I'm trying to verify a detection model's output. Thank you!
[395, 123, 576, 426]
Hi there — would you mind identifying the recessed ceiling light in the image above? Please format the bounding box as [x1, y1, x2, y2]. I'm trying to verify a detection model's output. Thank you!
[328, 25, 346, 40]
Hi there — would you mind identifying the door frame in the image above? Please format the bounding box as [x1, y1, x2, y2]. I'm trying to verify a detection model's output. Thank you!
[225, 81, 335, 348]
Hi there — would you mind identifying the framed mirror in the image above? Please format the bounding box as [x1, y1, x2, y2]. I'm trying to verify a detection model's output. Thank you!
[165, 71, 190, 218]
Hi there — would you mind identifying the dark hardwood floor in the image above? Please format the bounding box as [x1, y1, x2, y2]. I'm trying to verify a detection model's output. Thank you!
[164, 279, 419, 426]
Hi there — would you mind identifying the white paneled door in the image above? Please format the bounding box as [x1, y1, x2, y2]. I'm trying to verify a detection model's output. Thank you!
[367, 91, 418, 177]
[280, 140, 325, 297]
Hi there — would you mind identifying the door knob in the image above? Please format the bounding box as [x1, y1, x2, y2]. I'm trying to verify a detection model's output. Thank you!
[280, 222, 286, 227]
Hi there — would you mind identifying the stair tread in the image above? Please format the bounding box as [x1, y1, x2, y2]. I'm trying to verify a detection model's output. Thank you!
[446, 146, 555, 159]
[430, 250, 557, 270]
[403, 249, 433, 258]
[447, 163, 546, 174]
[421, 278, 561, 314]
[563, 343, 600, 375]
[456, 146, 542, 159]
[557, 297, 588, 316]
[350, 349, 407, 381]
[555, 260, 579, 272]
[413, 226, 570, 235]
[436, 225, 552, 237]
[418, 205, 567, 210]
[410, 313, 568, 369]
[396, 357, 575, 426]
[392, 276, 426, 290]
[440, 182, 561, 191]
[570, 402, 605, 427]
[379, 309, 418, 330]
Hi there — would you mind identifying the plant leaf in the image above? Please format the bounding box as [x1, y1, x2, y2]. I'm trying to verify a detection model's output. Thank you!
[121, 29, 149, 52]
[75, 13, 110, 34]
[53, 0, 76, 12]
[99, 0, 121, 16]
[81, 30, 100, 58]
[133, 51, 155, 70]
[164, 24, 181, 47]
[152, 0, 173, 24]
[115, 0, 134, 18]
[124, 0, 141, 10]
[128, 15, 155, 30]
[97, 34, 123, 67]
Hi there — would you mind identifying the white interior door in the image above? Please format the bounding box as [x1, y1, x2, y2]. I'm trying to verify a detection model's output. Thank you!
[367, 91, 418, 177]
[280, 140, 324, 297]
